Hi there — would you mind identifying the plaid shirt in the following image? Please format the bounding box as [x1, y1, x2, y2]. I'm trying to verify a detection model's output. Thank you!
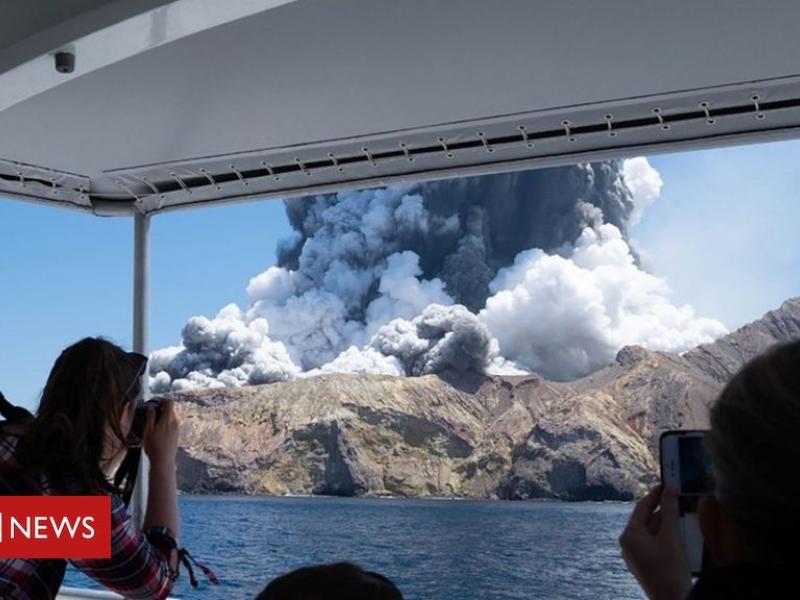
[0, 431, 177, 600]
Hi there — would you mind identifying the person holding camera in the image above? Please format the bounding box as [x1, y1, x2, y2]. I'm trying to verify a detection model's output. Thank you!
[620, 340, 800, 599]
[0, 337, 181, 600]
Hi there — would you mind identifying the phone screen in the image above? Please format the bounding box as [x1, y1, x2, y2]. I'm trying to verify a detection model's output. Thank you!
[660, 431, 712, 576]
[678, 436, 712, 495]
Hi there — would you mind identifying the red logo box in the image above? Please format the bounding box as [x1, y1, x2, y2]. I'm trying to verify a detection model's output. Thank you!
[0, 496, 111, 558]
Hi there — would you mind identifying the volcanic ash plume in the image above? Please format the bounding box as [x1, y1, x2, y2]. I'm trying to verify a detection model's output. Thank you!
[150, 158, 725, 392]
[480, 224, 725, 380]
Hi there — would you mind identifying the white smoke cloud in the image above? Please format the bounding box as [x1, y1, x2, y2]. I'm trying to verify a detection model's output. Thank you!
[240, 250, 452, 373]
[236, 187, 453, 371]
[485, 346, 530, 376]
[479, 224, 727, 380]
[246, 289, 360, 370]
[151, 303, 299, 393]
[364, 251, 453, 338]
[368, 304, 493, 376]
[150, 159, 726, 390]
[623, 157, 663, 226]
[310, 346, 404, 377]
[246, 266, 295, 304]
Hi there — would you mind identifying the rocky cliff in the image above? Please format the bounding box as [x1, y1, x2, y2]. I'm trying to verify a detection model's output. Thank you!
[174, 297, 800, 501]
[684, 297, 800, 382]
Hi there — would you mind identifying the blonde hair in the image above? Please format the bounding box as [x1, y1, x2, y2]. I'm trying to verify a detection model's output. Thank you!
[707, 340, 800, 560]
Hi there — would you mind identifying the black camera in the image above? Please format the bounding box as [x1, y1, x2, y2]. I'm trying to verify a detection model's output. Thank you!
[128, 398, 164, 446]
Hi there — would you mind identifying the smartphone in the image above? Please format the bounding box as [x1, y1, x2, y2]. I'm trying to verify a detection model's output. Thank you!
[659, 430, 713, 576]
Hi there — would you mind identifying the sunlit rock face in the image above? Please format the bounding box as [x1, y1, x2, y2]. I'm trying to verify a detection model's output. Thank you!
[684, 297, 800, 382]
[173, 297, 799, 501]
[171, 350, 712, 500]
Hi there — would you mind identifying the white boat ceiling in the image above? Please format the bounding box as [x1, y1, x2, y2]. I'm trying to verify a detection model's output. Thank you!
[2, 0, 800, 216]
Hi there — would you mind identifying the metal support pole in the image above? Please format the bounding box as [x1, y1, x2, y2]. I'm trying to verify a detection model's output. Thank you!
[132, 212, 150, 526]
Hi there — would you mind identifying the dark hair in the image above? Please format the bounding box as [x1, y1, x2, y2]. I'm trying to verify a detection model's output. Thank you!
[707, 339, 800, 561]
[256, 562, 403, 600]
[17, 337, 144, 494]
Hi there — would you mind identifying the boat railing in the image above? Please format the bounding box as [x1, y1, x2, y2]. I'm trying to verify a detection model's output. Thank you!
[57, 587, 177, 599]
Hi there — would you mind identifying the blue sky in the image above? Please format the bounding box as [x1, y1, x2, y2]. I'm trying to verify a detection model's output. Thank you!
[638, 141, 800, 326]
[2, 140, 800, 410]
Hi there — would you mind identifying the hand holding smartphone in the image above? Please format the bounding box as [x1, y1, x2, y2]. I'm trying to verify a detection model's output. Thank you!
[659, 430, 713, 576]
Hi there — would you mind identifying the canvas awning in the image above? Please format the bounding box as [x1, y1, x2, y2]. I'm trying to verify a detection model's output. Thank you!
[2, 0, 800, 217]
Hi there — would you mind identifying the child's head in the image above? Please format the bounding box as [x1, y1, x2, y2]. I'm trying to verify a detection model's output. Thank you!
[257, 562, 402, 600]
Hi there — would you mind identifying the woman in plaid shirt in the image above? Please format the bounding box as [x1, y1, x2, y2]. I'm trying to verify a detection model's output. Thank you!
[0, 338, 181, 600]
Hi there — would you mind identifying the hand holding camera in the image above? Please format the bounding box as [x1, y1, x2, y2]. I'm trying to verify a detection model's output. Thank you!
[130, 397, 179, 464]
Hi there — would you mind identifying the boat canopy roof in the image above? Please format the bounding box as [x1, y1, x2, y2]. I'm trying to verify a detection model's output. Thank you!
[2, 0, 800, 216]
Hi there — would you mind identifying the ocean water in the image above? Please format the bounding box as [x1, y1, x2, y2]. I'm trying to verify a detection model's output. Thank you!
[64, 496, 644, 600]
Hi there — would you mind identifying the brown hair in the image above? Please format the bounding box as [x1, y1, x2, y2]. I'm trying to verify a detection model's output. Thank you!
[17, 337, 144, 494]
[257, 562, 403, 600]
[707, 339, 800, 561]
